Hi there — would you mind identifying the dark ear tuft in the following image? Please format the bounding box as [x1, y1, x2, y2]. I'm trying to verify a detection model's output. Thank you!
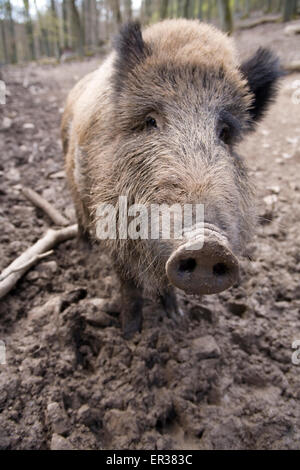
[241, 48, 283, 124]
[113, 21, 151, 93]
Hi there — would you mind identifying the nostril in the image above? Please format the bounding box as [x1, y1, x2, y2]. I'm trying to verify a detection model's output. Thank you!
[178, 258, 197, 274]
[213, 262, 229, 277]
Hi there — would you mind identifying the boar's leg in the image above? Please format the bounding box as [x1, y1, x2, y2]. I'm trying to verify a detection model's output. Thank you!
[77, 222, 92, 247]
[74, 199, 92, 249]
[160, 288, 183, 319]
[119, 276, 143, 339]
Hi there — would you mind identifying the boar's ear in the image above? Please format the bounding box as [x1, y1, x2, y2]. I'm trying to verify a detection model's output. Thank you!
[113, 21, 151, 92]
[240, 48, 283, 125]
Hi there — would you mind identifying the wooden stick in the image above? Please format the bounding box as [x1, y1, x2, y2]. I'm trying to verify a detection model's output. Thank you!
[0, 225, 78, 299]
[21, 186, 70, 227]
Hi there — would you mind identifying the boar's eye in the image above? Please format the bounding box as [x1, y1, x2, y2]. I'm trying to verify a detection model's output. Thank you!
[145, 115, 157, 130]
[218, 123, 231, 145]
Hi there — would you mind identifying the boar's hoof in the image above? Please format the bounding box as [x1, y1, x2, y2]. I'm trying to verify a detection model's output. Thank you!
[77, 224, 92, 251]
[120, 278, 143, 339]
[160, 289, 184, 320]
[121, 305, 143, 340]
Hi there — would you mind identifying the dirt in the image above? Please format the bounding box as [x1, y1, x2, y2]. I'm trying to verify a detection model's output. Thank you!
[0, 21, 300, 450]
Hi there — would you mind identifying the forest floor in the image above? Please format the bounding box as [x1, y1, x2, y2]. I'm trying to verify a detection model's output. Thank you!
[0, 20, 300, 450]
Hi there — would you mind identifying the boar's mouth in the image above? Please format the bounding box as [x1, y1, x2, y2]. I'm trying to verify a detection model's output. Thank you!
[165, 227, 239, 295]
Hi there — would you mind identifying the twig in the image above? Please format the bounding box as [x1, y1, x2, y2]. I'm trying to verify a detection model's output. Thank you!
[21, 186, 70, 226]
[0, 225, 78, 299]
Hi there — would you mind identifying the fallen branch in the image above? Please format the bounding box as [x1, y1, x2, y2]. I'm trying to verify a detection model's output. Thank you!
[0, 251, 54, 282]
[0, 225, 78, 299]
[22, 186, 70, 226]
[284, 24, 300, 36]
[237, 15, 281, 30]
[284, 61, 300, 73]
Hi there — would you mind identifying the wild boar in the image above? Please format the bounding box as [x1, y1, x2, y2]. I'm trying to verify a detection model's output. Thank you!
[62, 19, 281, 337]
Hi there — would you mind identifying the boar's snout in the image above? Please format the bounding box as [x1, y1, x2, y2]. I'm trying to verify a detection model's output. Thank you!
[165, 227, 239, 295]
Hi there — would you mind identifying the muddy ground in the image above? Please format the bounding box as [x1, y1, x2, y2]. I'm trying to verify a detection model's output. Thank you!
[0, 21, 300, 450]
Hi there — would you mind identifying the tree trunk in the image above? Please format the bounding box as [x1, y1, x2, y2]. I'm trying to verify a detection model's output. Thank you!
[70, 0, 84, 54]
[34, 0, 50, 56]
[218, 0, 233, 34]
[277, 0, 283, 13]
[160, 0, 169, 18]
[183, 0, 190, 18]
[189, 0, 195, 17]
[62, 0, 69, 48]
[143, 0, 152, 22]
[50, 0, 60, 57]
[176, 0, 183, 17]
[104, 0, 110, 40]
[84, 0, 97, 47]
[283, 0, 296, 21]
[32, 0, 41, 59]
[5, 0, 17, 63]
[197, 0, 203, 19]
[110, 0, 122, 26]
[124, 0, 132, 21]
[23, 0, 36, 60]
[264, 0, 272, 13]
[0, 18, 8, 63]
[95, 0, 102, 44]
[244, 0, 250, 17]
[91, 0, 98, 46]
[83, 0, 90, 46]
[207, 0, 215, 21]
[84, 0, 98, 47]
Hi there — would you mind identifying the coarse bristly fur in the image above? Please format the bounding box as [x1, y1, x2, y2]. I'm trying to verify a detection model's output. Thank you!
[62, 19, 282, 301]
